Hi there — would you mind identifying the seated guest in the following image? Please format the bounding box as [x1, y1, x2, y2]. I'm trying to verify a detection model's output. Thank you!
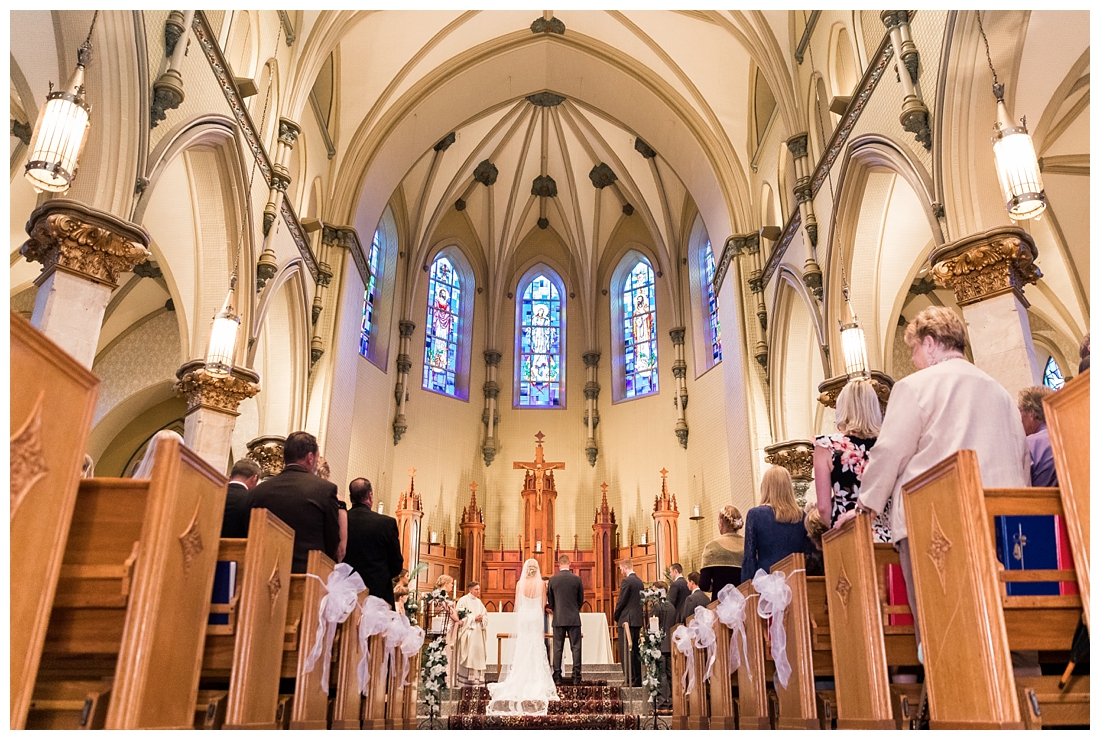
[343, 477, 404, 606]
[316, 456, 347, 562]
[131, 429, 185, 478]
[741, 466, 812, 577]
[1018, 386, 1058, 487]
[247, 431, 340, 573]
[699, 505, 745, 599]
[803, 503, 827, 576]
[221, 458, 261, 538]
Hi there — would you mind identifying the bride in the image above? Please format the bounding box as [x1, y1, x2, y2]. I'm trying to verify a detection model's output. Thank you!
[486, 559, 559, 715]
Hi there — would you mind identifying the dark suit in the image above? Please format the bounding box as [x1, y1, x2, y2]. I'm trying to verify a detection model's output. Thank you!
[653, 600, 677, 708]
[613, 571, 644, 686]
[668, 576, 689, 623]
[343, 503, 404, 607]
[221, 481, 251, 538]
[681, 587, 710, 624]
[548, 568, 585, 680]
[247, 464, 340, 573]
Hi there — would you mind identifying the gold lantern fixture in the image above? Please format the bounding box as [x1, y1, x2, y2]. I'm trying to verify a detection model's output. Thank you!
[205, 274, 240, 378]
[24, 12, 99, 193]
[838, 287, 869, 380]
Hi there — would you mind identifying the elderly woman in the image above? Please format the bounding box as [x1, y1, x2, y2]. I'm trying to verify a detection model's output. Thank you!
[699, 505, 745, 598]
[741, 466, 812, 577]
[814, 378, 891, 541]
[853, 306, 1029, 656]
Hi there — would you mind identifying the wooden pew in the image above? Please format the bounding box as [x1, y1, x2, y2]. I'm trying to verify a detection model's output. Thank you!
[1044, 368, 1089, 628]
[330, 611, 364, 729]
[28, 436, 227, 729]
[706, 602, 737, 729]
[684, 612, 710, 730]
[288, 550, 336, 729]
[10, 312, 100, 729]
[670, 645, 688, 729]
[769, 553, 819, 729]
[734, 580, 771, 729]
[361, 633, 389, 730]
[196, 509, 294, 728]
[902, 450, 1089, 728]
[386, 638, 421, 729]
[821, 513, 921, 729]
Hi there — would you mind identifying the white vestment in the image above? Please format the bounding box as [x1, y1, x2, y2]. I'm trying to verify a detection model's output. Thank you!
[455, 593, 488, 685]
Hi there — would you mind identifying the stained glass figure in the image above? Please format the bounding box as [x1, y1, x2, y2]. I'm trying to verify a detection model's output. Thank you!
[704, 239, 722, 363]
[519, 274, 562, 406]
[623, 260, 659, 398]
[1043, 356, 1065, 390]
[423, 256, 461, 396]
[358, 229, 382, 359]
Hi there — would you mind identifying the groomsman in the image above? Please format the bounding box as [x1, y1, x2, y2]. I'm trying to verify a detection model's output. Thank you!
[681, 571, 710, 622]
[614, 559, 644, 687]
[548, 555, 585, 683]
[668, 563, 689, 623]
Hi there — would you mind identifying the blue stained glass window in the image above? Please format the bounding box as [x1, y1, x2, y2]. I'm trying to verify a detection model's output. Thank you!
[422, 256, 461, 396]
[1043, 356, 1065, 390]
[518, 274, 562, 406]
[704, 239, 722, 363]
[358, 229, 382, 359]
[623, 260, 659, 398]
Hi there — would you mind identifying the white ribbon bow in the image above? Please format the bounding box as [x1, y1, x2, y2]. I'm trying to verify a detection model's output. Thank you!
[304, 564, 367, 692]
[381, 609, 409, 689]
[398, 624, 426, 688]
[715, 584, 751, 681]
[671, 624, 696, 695]
[752, 568, 795, 690]
[690, 606, 719, 684]
[357, 595, 395, 695]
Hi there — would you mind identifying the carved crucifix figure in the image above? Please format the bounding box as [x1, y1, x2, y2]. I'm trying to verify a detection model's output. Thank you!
[512, 430, 565, 510]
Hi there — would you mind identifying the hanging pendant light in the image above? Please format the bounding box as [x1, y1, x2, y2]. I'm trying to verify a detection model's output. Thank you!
[24, 12, 98, 193]
[205, 274, 240, 377]
[838, 287, 869, 380]
[978, 12, 1046, 221]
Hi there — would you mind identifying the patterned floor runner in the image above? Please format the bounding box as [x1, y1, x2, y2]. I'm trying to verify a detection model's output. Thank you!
[448, 684, 638, 730]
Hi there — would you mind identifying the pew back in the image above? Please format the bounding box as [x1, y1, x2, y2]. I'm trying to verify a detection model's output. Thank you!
[770, 553, 818, 729]
[331, 612, 363, 729]
[289, 550, 336, 729]
[735, 580, 770, 729]
[707, 602, 737, 729]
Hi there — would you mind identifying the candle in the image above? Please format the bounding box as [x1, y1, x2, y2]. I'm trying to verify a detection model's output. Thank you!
[430, 531, 438, 544]
[499, 600, 503, 611]
[693, 505, 700, 518]
[649, 616, 660, 634]
[453, 582, 457, 599]
[641, 532, 647, 545]
[431, 615, 442, 633]
[535, 540, 542, 553]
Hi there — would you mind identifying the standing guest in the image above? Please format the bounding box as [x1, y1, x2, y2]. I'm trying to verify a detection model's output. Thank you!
[455, 582, 489, 686]
[814, 378, 891, 541]
[681, 572, 710, 621]
[221, 458, 261, 538]
[699, 505, 745, 599]
[393, 569, 411, 617]
[342, 478, 404, 606]
[667, 563, 689, 621]
[316, 456, 347, 563]
[1079, 333, 1090, 373]
[548, 555, 585, 684]
[741, 466, 812, 577]
[247, 431, 340, 573]
[803, 503, 827, 577]
[613, 559, 644, 687]
[1018, 386, 1058, 487]
[649, 581, 677, 713]
[131, 429, 185, 479]
[854, 306, 1029, 656]
[431, 574, 461, 685]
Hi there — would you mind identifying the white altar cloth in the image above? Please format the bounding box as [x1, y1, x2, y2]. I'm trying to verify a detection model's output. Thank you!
[485, 612, 612, 667]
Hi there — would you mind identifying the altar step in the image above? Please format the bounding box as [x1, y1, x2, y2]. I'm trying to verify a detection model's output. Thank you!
[445, 681, 640, 730]
[483, 662, 626, 686]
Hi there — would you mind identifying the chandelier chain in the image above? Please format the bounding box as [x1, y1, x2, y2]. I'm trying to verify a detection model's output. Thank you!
[975, 12, 999, 86]
[85, 11, 100, 46]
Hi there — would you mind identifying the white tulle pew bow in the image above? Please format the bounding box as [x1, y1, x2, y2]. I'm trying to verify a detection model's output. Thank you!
[751, 568, 798, 690]
[716, 583, 752, 681]
[397, 622, 425, 687]
[671, 624, 696, 694]
[304, 563, 366, 691]
[690, 605, 718, 683]
[357, 595, 395, 695]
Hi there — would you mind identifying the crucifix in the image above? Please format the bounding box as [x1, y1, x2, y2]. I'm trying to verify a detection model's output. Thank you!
[512, 431, 565, 510]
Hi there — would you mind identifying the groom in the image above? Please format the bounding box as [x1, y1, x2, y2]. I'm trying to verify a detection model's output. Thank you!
[547, 554, 585, 684]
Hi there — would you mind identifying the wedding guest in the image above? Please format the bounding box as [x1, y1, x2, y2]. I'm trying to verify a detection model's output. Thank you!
[649, 580, 677, 712]
[699, 505, 745, 599]
[667, 563, 689, 619]
[393, 569, 411, 617]
[803, 503, 827, 577]
[614, 559, 644, 687]
[131, 430, 185, 478]
[455, 582, 489, 686]
[741, 466, 812, 577]
[343, 478, 403, 606]
[222, 457, 261, 538]
[681, 572, 710, 620]
[316, 456, 347, 562]
[430, 574, 461, 685]
[1018, 386, 1057, 487]
[1078, 333, 1090, 373]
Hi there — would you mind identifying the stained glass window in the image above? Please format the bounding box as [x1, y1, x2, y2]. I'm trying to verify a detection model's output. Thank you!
[358, 229, 382, 359]
[704, 239, 722, 363]
[623, 260, 659, 398]
[1043, 356, 1065, 390]
[422, 256, 461, 396]
[518, 274, 562, 406]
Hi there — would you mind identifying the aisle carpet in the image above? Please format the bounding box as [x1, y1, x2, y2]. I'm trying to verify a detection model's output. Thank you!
[448, 684, 639, 730]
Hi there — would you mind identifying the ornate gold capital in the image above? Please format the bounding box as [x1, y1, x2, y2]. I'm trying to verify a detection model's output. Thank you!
[764, 439, 815, 481]
[21, 199, 151, 288]
[246, 435, 286, 478]
[174, 360, 260, 415]
[930, 226, 1041, 307]
[817, 371, 894, 411]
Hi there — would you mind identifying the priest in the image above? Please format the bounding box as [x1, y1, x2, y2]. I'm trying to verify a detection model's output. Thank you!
[455, 581, 489, 686]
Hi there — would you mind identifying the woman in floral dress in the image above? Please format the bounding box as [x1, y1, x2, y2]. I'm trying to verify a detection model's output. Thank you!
[813, 378, 892, 542]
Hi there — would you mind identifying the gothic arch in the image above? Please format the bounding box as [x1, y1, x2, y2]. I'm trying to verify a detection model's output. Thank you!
[769, 268, 828, 441]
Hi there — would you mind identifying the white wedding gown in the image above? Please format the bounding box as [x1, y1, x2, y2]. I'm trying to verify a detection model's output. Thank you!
[486, 560, 559, 715]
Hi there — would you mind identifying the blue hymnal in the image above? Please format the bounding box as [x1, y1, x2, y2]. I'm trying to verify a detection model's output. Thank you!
[994, 516, 1059, 596]
[209, 560, 237, 625]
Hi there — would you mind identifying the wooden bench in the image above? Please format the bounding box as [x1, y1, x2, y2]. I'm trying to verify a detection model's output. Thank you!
[769, 553, 821, 729]
[360, 632, 389, 730]
[1044, 369, 1089, 628]
[821, 513, 921, 729]
[733, 579, 771, 729]
[902, 450, 1089, 728]
[10, 312, 100, 729]
[195, 508, 294, 728]
[706, 601, 737, 729]
[287, 550, 336, 729]
[28, 436, 227, 729]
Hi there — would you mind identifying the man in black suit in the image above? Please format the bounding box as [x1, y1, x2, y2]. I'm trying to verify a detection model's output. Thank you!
[221, 458, 260, 538]
[548, 554, 585, 683]
[668, 563, 689, 623]
[650, 580, 678, 712]
[681, 571, 710, 623]
[247, 431, 340, 573]
[343, 478, 404, 607]
[613, 558, 644, 687]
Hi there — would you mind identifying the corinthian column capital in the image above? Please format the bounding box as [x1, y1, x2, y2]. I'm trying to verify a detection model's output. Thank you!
[174, 359, 261, 415]
[930, 226, 1041, 306]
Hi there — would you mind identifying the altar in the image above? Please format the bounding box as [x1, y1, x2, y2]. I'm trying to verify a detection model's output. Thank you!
[485, 612, 612, 667]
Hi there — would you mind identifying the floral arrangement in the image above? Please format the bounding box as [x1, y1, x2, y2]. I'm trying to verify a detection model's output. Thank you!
[456, 606, 470, 621]
[638, 628, 665, 702]
[403, 595, 419, 624]
[640, 585, 668, 608]
[421, 634, 449, 715]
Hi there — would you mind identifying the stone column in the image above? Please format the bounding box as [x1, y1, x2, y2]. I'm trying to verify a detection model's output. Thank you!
[583, 351, 601, 465]
[764, 440, 814, 509]
[246, 435, 285, 480]
[881, 11, 931, 150]
[459, 482, 485, 587]
[150, 10, 195, 126]
[786, 133, 824, 299]
[21, 199, 151, 368]
[652, 468, 680, 580]
[670, 328, 689, 448]
[481, 350, 501, 466]
[175, 359, 261, 472]
[393, 320, 416, 444]
[260, 118, 301, 239]
[931, 225, 1042, 396]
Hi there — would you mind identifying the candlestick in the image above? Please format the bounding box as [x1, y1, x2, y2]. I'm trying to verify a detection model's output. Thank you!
[649, 616, 660, 634]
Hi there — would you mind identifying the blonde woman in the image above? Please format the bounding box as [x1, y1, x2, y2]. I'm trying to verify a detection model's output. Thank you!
[813, 378, 892, 542]
[741, 466, 811, 577]
[699, 505, 745, 598]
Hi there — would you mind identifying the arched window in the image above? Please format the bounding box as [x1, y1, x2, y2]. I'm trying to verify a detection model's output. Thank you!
[516, 268, 565, 407]
[703, 240, 722, 363]
[621, 258, 659, 399]
[423, 256, 462, 397]
[1043, 356, 1065, 390]
[358, 229, 382, 359]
